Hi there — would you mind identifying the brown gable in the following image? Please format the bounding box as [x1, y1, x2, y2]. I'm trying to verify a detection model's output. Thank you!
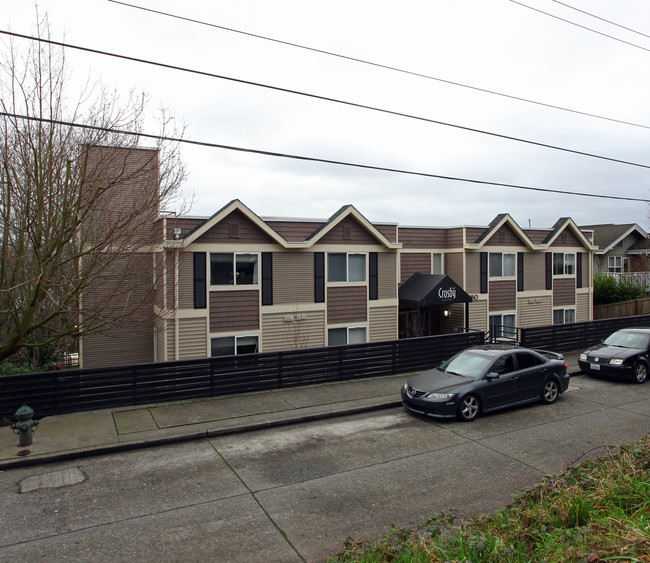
[319, 216, 380, 245]
[549, 227, 583, 248]
[195, 209, 279, 244]
[483, 224, 524, 247]
[265, 220, 324, 242]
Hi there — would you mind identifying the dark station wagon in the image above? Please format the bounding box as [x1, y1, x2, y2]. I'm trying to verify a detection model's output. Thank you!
[402, 345, 569, 422]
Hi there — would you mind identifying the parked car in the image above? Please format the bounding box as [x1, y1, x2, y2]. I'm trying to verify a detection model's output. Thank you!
[401, 345, 569, 422]
[578, 328, 650, 384]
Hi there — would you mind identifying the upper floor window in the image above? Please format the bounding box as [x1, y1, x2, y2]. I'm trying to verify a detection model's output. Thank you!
[489, 253, 515, 277]
[608, 256, 629, 273]
[432, 253, 443, 275]
[328, 252, 366, 282]
[553, 253, 575, 276]
[210, 253, 258, 286]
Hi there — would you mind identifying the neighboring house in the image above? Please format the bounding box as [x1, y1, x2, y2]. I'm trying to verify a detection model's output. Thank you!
[79, 151, 595, 368]
[580, 223, 650, 277]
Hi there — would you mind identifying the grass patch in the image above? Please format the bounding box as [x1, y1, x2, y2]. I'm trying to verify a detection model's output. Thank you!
[329, 434, 650, 562]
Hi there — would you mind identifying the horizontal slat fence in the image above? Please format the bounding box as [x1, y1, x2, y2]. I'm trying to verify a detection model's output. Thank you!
[520, 314, 650, 352]
[0, 331, 485, 419]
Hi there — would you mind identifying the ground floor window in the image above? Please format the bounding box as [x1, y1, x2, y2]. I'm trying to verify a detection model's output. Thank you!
[608, 256, 629, 273]
[327, 326, 367, 346]
[489, 314, 516, 339]
[211, 335, 259, 356]
[553, 308, 576, 325]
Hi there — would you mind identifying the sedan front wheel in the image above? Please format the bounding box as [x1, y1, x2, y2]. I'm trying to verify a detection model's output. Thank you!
[541, 379, 559, 404]
[633, 361, 647, 384]
[457, 395, 480, 422]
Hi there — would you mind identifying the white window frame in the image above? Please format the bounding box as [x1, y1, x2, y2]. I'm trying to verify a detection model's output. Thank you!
[608, 256, 629, 273]
[489, 252, 516, 278]
[553, 253, 575, 276]
[489, 313, 517, 339]
[210, 334, 259, 357]
[553, 308, 576, 325]
[209, 252, 259, 286]
[327, 326, 367, 346]
[327, 252, 367, 283]
[432, 253, 444, 275]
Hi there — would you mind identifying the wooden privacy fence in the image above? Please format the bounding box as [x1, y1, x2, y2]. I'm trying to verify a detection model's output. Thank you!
[0, 331, 485, 419]
[520, 313, 650, 352]
[594, 298, 650, 320]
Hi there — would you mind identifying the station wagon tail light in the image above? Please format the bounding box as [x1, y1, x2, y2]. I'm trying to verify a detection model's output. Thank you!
[609, 359, 624, 365]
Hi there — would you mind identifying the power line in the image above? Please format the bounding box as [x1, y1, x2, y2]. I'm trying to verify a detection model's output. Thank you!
[2, 111, 647, 203]
[550, 0, 650, 41]
[509, 0, 650, 54]
[3, 29, 650, 172]
[107, 0, 650, 132]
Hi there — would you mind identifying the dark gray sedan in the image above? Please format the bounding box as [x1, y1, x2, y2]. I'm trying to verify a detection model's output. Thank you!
[401, 345, 569, 422]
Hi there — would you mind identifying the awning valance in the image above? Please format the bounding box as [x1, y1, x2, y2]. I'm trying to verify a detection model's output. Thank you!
[399, 273, 473, 307]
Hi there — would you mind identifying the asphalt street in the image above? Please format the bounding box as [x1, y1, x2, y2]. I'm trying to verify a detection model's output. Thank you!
[0, 372, 648, 562]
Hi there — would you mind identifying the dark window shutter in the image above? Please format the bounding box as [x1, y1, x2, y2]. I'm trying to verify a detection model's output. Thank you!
[546, 253, 553, 290]
[369, 252, 378, 300]
[480, 252, 488, 294]
[517, 252, 524, 292]
[193, 252, 206, 309]
[315, 252, 325, 303]
[576, 252, 583, 288]
[261, 252, 273, 306]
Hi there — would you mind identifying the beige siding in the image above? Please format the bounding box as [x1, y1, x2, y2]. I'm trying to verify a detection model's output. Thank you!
[369, 306, 398, 342]
[327, 286, 367, 324]
[262, 310, 326, 351]
[553, 278, 575, 306]
[441, 303, 465, 333]
[468, 300, 487, 332]
[378, 253, 397, 299]
[400, 253, 431, 284]
[465, 252, 481, 294]
[273, 252, 314, 305]
[209, 290, 259, 332]
[517, 295, 552, 328]
[178, 317, 208, 359]
[178, 251, 195, 309]
[524, 253, 546, 291]
[167, 319, 176, 361]
[446, 252, 464, 284]
[576, 292, 591, 322]
[489, 280, 516, 311]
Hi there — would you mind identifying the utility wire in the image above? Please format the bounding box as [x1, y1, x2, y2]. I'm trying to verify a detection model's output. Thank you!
[509, 0, 650, 54]
[2, 111, 647, 203]
[107, 0, 650, 132]
[551, 0, 650, 40]
[3, 29, 650, 172]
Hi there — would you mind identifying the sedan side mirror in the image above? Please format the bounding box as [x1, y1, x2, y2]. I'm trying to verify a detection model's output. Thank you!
[486, 372, 500, 381]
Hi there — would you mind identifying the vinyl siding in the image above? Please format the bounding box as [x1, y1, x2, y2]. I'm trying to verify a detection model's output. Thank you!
[465, 252, 481, 294]
[273, 252, 314, 304]
[576, 292, 591, 322]
[178, 317, 208, 359]
[483, 224, 523, 246]
[378, 253, 397, 299]
[553, 278, 576, 306]
[319, 216, 379, 245]
[489, 280, 516, 311]
[398, 228, 448, 249]
[400, 253, 431, 284]
[178, 251, 194, 309]
[468, 299, 487, 332]
[262, 310, 326, 351]
[196, 209, 275, 244]
[549, 228, 582, 248]
[516, 295, 552, 328]
[327, 286, 367, 324]
[523, 253, 546, 291]
[209, 290, 260, 332]
[446, 252, 464, 284]
[369, 306, 398, 341]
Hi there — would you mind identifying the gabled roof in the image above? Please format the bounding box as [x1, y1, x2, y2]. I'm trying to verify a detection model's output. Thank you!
[579, 223, 648, 254]
[176, 200, 401, 250]
[541, 217, 593, 248]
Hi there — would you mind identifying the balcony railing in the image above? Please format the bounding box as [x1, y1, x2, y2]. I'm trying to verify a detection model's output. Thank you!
[606, 271, 650, 288]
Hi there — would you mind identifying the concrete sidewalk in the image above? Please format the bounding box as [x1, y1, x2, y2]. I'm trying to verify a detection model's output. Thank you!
[0, 352, 582, 469]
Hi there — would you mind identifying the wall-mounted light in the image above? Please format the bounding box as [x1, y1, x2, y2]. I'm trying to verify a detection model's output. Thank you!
[443, 309, 450, 318]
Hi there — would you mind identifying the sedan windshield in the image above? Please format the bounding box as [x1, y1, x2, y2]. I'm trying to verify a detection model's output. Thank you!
[603, 331, 650, 350]
[438, 352, 493, 379]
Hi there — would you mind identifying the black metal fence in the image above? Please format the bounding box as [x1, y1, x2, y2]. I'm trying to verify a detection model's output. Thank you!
[0, 330, 485, 419]
[520, 314, 650, 352]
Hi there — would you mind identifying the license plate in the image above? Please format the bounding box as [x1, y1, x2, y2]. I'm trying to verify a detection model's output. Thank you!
[590, 363, 600, 371]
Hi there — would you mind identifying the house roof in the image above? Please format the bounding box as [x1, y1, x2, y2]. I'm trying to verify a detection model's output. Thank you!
[579, 223, 648, 254]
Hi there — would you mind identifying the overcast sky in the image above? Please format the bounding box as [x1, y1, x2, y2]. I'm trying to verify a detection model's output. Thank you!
[5, 0, 650, 230]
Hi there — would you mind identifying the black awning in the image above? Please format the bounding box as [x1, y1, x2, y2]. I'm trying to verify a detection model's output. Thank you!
[399, 273, 473, 307]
